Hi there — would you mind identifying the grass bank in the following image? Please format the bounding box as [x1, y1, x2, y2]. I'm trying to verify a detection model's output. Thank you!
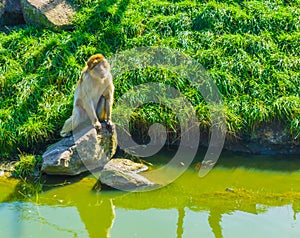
[0, 0, 299, 160]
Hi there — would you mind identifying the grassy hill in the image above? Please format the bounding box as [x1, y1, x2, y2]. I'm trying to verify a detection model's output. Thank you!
[0, 0, 299, 158]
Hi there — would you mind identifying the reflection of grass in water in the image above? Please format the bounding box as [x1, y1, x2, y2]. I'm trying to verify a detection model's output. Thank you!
[214, 149, 300, 172]
[132, 147, 300, 209]
[2, 147, 300, 212]
[2, 169, 300, 225]
[112, 167, 300, 214]
[37, 166, 300, 209]
[2, 177, 42, 203]
[0, 177, 19, 201]
[2, 174, 300, 238]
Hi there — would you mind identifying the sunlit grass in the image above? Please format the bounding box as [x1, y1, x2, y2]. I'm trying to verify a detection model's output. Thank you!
[0, 0, 299, 159]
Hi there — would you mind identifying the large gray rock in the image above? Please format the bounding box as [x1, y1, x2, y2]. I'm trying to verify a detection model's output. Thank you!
[20, 0, 75, 30]
[41, 123, 117, 175]
[99, 158, 157, 191]
[0, 0, 25, 26]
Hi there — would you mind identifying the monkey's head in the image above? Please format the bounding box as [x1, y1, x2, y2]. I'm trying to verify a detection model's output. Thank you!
[87, 54, 111, 79]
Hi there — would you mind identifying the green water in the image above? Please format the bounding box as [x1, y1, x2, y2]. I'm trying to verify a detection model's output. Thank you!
[1, 149, 300, 238]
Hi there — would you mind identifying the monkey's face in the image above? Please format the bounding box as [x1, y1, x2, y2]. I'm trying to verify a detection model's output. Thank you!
[90, 60, 111, 79]
[87, 54, 111, 79]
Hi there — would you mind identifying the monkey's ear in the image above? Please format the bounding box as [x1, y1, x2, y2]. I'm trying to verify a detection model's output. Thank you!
[87, 58, 96, 70]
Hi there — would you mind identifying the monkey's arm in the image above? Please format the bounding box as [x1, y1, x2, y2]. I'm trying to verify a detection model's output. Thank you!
[79, 84, 100, 127]
[103, 84, 114, 123]
[96, 96, 106, 122]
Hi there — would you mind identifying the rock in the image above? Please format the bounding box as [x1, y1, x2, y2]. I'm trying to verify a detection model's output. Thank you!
[0, 0, 6, 19]
[199, 123, 300, 155]
[41, 123, 117, 175]
[224, 123, 300, 155]
[0, 161, 16, 177]
[0, 0, 25, 26]
[225, 187, 234, 193]
[20, 0, 75, 30]
[102, 158, 149, 173]
[99, 158, 157, 191]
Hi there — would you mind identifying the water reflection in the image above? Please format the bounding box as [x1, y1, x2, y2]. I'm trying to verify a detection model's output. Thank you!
[1, 199, 300, 238]
[2, 175, 300, 238]
[0, 202, 89, 237]
[1, 149, 300, 237]
[209, 210, 222, 238]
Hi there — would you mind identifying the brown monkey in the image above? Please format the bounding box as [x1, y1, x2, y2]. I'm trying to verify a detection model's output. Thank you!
[60, 54, 114, 137]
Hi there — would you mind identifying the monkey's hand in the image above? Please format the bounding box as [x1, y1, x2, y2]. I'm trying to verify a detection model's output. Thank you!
[93, 120, 102, 132]
[60, 130, 72, 138]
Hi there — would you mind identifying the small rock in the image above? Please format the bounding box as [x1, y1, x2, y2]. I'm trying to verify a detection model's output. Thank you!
[99, 158, 157, 191]
[103, 158, 149, 173]
[225, 187, 234, 193]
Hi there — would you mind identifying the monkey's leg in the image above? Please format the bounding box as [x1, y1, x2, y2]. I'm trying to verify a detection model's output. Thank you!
[105, 98, 113, 133]
[80, 95, 101, 129]
[105, 97, 112, 123]
[104, 84, 114, 124]
[72, 106, 88, 130]
[106, 87, 114, 122]
[96, 96, 106, 122]
[104, 90, 114, 132]
[60, 107, 84, 137]
[60, 116, 73, 137]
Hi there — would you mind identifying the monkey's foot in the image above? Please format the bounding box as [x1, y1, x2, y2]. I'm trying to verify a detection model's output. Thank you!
[60, 131, 72, 137]
[94, 121, 102, 133]
[105, 121, 114, 133]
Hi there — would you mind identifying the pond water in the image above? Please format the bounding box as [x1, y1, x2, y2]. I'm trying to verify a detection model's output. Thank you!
[1, 148, 300, 238]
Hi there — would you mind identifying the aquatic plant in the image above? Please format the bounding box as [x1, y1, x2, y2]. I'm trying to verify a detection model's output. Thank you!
[13, 154, 41, 178]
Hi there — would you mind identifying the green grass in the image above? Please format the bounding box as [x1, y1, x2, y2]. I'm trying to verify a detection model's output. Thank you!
[13, 154, 41, 178]
[0, 0, 299, 159]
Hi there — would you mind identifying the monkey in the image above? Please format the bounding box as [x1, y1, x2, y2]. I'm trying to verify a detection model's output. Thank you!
[60, 54, 114, 137]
